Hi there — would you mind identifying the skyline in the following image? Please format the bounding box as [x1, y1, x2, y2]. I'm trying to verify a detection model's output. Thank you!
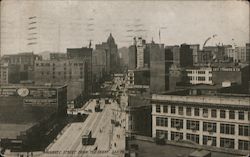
[0, 0, 249, 55]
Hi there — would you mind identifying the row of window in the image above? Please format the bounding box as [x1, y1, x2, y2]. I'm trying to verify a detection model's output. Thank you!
[156, 130, 250, 150]
[36, 63, 84, 67]
[40, 71, 84, 75]
[155, 105, 249, 121]
[186, 70, 210, 74]
[156, 117, 250, 136]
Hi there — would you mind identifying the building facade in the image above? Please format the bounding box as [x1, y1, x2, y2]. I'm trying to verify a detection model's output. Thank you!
[34, 59, 90, 100]
[149, 43, 166, 93]
[0, 62, 20, 84]
[234, 46, 247, 63]
[186, 67, 213, 85]
[1, 52, 42, 82]
[152, 94, 250, 152]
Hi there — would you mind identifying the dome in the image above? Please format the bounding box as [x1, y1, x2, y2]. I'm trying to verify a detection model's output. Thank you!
[107, 33, 115, 44]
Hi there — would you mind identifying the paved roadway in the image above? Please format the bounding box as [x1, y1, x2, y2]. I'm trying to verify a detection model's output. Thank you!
[42, 98, 126, 157]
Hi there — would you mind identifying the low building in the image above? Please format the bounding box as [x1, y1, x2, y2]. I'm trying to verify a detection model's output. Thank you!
[152, 93, 250, 152]
[0, 84, 67, 151]
[186, 67, 212, 85]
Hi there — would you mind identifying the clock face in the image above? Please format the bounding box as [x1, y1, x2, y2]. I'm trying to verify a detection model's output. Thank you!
[17, 88, 29, 97]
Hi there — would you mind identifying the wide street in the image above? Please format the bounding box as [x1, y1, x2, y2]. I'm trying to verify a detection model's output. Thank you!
[42, 97, 126, 157]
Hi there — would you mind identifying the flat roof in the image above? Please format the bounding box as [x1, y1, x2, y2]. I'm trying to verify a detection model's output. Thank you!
[152, 94, 250, 107]
[0, 123, 34, 139]
[128, 140, 241, 157]
[0, 84, 67, 89]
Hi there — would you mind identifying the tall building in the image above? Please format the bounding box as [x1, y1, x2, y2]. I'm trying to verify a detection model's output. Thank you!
[136, 37, 147, 69]
[234, 46, 247, 63]
[128, 45, 137, 70]
[190, 44, 200, 65]
[34, 59, 90, 100]
[0, 62, 20, 84]
[66, 47, 93, 93]
[152, 93, 250, 152]
[149, 43, 166, 93]
[128, 37, 150, 70]
[95, 34, 119, 75]
[179, 44, 193, 67]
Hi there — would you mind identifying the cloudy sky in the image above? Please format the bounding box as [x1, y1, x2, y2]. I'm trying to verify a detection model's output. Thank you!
[0, 0, 249, 55]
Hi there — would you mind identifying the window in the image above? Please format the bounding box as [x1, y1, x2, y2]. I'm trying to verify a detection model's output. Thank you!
[187, 120, 199, 131]
[220, 124, 235, 135]
[238, 111, 244, 120]
[194, 108, 199, 116]
[171, 118, 183, 129]
[186, 133, 199, 144]
[171, 106, 176, 114]
[163, 106, 168, 113]
[178, 106, 183, 115]
[220, 138, 234, 149]
[239, 125, 250, 136]
[156, 130, 168, 139]
[156, 117, 168, 127]
[211, 109, 217, 118]
[220, 110, 226, 119]
[186, 107, 191, 116]
[203, 122, 216, 133]
[229, 110, 235, 119]
[209, 77, 212, 81]
[171, 131, 183, 140]
[156, 105, 161, 113]
[238, 140, 250, 150]
[203, 108, 208, 118]
[203, 136, 216, 146]
[198, 76, 205, 81]
[198, 71, 205, 74]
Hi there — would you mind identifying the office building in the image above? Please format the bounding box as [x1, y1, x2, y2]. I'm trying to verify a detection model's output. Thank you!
[0, 62, 20, 84]
[186, 67, 213, 85]
[34, 59, 89, 100]
[149, 43, 166, 93]
[234, 46, 247, 63]
[95, 33, 119, 75]
[190, 44, 200, 65]
[152, 93, 250, 152]
[1, 52, 42, 82]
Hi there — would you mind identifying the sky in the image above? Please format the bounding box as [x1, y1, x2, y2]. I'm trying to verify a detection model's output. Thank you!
[0, 0, 249, 55]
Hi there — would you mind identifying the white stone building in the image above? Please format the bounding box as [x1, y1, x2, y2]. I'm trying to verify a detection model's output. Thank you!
[152, 94, 250, 152]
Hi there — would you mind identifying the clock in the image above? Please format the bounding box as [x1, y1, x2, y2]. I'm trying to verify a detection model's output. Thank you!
[17, 88, 29, 97]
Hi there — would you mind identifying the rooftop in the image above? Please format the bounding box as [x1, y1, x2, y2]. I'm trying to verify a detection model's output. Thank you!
[128, 140, 242, 157]
[0, 84, 67, 89]
[152, 94, 250, 107]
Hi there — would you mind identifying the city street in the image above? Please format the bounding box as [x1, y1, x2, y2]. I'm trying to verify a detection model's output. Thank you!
[43, 98, 126, 157]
